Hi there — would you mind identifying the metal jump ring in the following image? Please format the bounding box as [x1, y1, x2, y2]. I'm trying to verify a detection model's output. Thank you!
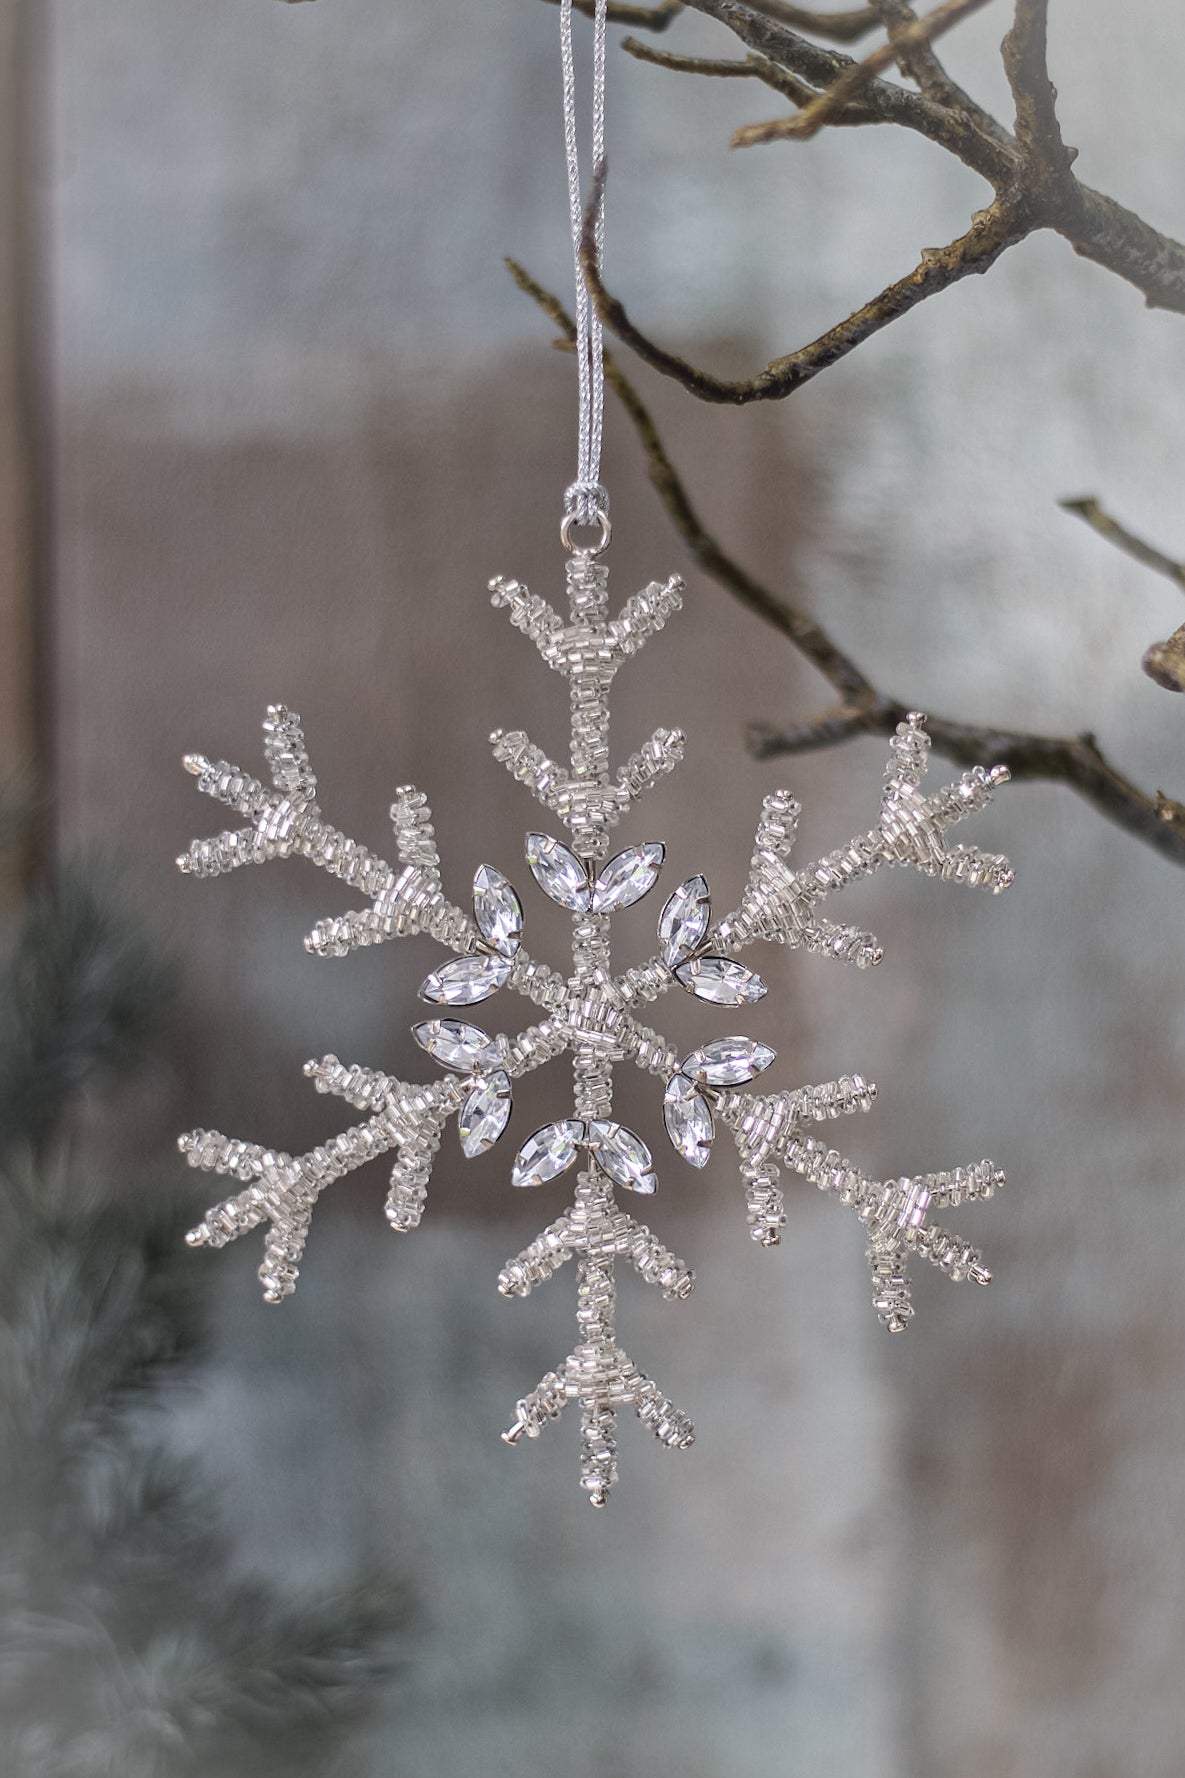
[560, 507, 612, 557]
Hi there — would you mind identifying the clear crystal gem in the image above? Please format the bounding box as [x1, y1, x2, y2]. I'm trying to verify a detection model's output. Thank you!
[458, 1070, 512, 1158]
[472, 864, 523, 958]
[658, 874, 710, 966]
[682, 1036, 777, 1086]
[663, 1073, 714, 1168]
[674, 956, 767, 1006]
[592, 843, 665, 914]
[412, 1019, 500, 1071]
[511, 1120, 586, 1189]
[587, 1120, 657, 1194]
[419, 952, 512, 1006]
[525, 833, 591, 912]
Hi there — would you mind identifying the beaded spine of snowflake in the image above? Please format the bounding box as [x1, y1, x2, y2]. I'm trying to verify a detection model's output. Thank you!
[177, 553, 1013, 1505]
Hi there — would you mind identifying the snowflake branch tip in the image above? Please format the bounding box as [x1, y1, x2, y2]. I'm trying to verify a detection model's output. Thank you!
[782, 1133, 1000, 1324]
[499, 1204, 693, 1301]
[178, 713, 401, 907]
[623, 1222, 694, 1299]
[303, 1054, 395, 1112]
[262, 705, 318, 808]
[303, 860, 468, 958]
[182, 1099, 410, 1297]
[904, 1218, 993, 1285]
[501, 1369, 568, 1444]
[796, 1075, 878, 1122]
[868, 1248, 915, 1333]
[878, 718, 1014, 890]
[885, 710, 933, 791]
[608, 574, 684, 655]
[498, 1215, 577, 1297]
[616, 727, 685, 803]
[631, 1373, 695, 1450]
[501, 1348, 695, 1505]
[389, 786, 443, 881]
[745, 1170, 786, 1246]
[720, 1075, 876, 1175]
[490, 728, 570, 808]
[488, 575, 565, 654]
[179, 1127, 270, 1186]
[721, 719, 1012, 955]
[913, 1158, 1004, 1210]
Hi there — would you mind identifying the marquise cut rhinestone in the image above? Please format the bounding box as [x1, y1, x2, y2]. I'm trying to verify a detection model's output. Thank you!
[458, 1070, 513, 1158]
[525, 833, 591, 912]
[412, 1019, 500, 1072]
[587, 1120, 658, 1194]
[511, 1120, 586, 1189]
[682, 1036, 777, 1087]
[663, 1073, 715, 1168]
[592, 842, 665, 914]
[472, 864, 523, 958]
[420, 952, 512, 1006]
[658, 874, 710, 966]
[674, 955, 767, 1006]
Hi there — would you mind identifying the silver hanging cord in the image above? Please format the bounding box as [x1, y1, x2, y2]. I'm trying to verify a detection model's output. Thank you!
[561, 0, 611, 552]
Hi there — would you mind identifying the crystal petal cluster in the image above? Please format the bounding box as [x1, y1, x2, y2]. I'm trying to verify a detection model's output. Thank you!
[176, 554, 1013, 1503]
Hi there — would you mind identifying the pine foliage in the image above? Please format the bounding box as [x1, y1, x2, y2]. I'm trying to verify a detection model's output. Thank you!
[0, 850, 405, 1777]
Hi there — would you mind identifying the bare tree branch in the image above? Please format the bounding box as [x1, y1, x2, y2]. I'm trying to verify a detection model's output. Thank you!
[622, 34, 858, 110]
[690, 0, 1015, 176]
[1142, 629, 1185, 694]
[505, 257, 875, 699]
[539, 0, 685, 27]
[733, 0, 998, 143]
[1060, 496, 1185, 594]
[750, 704, 1185, 859]
[570, 0, 1185, 402]
[1000, 0, 1076, 184]
[581, 167, 1022, 403]
[741, 2, 881, 40]
[541, 0, 884, 33]
[506, 257, 1185, 866]
[869, 0, 986, 114]
[1061, 496, 1185, 693]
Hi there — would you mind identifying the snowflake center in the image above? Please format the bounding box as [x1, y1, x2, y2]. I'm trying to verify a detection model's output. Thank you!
[562, 981, 628, 1055]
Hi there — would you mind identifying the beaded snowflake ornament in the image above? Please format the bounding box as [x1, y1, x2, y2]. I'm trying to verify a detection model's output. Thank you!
[177, 551, 1013, 1504]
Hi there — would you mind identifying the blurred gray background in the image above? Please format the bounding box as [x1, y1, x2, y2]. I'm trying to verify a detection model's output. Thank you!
[9, 0, 1185, 1771]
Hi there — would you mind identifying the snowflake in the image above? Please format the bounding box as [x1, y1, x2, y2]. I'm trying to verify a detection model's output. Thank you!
[177, 553, 1013, 1505]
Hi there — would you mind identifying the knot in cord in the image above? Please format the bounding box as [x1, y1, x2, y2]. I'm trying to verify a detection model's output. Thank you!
[564, 482, 610, 529]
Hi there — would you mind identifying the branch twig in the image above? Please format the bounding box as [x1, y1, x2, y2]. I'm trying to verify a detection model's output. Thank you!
[622, 35, 853, 110]
[1000, 0, 1076, 185]
[580, 166, 1022, 403]
[539, 0, 685, 27]
[573, 0, 1185, 402]
[506, 258, 873, 699]
[1060, 497, 1185, 593]
[741, 2, 881, 40]
[1061, 495, 1185, 694]
[506, 258, 1185, 866]
[749, 704, 1185, 854]
[732, 0, 997, 144]
[868, 0, 987, 115]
